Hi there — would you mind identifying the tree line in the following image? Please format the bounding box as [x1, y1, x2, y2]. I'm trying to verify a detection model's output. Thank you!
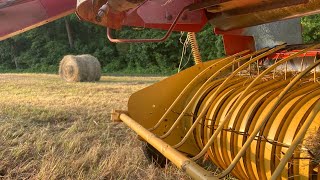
[0, 14, 318, 75]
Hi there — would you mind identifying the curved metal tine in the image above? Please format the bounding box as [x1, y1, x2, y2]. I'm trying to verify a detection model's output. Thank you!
[232, 57, 235, 72]
[285, 60, 288, 80]
[248, 56, 253, 76]
[218, 43, 320, 178]
[273, 54, 280, 79]
[192, 45, 319, 163]
[314, 53, 318, 82]
[233, 57, 237, 72]
[300, 52, 306, 72]
[257, 59, 260, 75]
[271, 99, 320, 180]
[185, 45, 286, 158]
[159, 48, 270, 139]
[173, 48, 278, 148]
[148, 50, 250, 131]
[168, 46, 284, 147]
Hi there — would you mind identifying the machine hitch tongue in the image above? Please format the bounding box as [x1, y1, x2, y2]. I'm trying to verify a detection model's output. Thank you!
[113, 113, 218, 180]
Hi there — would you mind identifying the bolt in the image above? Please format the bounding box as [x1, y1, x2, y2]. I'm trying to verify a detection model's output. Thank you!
[166, 14, 173, 21]
[182, 14, 188, 20]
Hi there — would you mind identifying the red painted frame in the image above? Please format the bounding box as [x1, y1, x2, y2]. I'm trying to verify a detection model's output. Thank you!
[0, 0, 76, 41]
[267, 50, 320, 59]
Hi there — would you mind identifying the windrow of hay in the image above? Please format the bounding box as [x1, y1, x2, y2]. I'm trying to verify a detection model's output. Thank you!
[59, 55, 101, 82]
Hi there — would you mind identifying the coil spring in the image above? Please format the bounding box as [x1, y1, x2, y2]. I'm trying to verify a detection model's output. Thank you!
[188, 32, 202, 65]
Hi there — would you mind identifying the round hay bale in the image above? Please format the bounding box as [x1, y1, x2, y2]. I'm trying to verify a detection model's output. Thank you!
[59, 54, 101, 82]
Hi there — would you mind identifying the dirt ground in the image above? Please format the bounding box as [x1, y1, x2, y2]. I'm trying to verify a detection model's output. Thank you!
[0, 73, 192, 179]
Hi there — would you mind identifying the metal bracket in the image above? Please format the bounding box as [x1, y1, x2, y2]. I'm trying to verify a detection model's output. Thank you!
[107, 6, 188, 43]
[111, 109, 128, 122]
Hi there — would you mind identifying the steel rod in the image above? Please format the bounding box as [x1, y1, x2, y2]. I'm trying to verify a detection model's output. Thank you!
[190, 45, 286, 160]
[160, 48, 271, 139]
[314, 54, 318, 82]
[218, 44, 320, 178]
[119, 113, 218, 180]
[170, 48, 275, 146]
[192, 44, 320, 163]
[149, 50, 249, 131]
[270, 99, 320, 180]
[107, 5, 188, 43]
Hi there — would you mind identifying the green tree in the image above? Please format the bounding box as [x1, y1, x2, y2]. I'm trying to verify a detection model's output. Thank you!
[302, 14, 320, 43]
[0, 14, 224, 74]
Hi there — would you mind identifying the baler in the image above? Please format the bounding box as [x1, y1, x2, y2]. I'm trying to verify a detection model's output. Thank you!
[1, 0, 320, 179]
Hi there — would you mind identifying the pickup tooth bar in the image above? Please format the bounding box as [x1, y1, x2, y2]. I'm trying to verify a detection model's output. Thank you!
[114, 44, 320, 179]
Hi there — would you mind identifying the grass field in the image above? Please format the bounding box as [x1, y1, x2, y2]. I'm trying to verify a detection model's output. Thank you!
[0, 74, 191, 179]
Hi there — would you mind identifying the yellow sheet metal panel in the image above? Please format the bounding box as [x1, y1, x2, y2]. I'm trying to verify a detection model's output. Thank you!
[126, 44, 320, 179]
[128, 58, 229, 155]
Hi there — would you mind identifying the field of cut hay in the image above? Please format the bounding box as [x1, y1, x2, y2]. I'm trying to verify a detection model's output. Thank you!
[0, 74, 190, 179]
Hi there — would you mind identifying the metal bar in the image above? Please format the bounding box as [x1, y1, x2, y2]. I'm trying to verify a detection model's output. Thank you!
[172, 77, 248, 148]
[273, 59, 278, 79]
[285, 61, 288, 80]
[170, 48, 275, 146]
[249, 56, 252, 76]
[210, 0, 320, 31]
[188, 0, 231, 11]
[314, 54, 318, 82]
[160, 48, 271, 139]
[301, 53, 306, 72]
[219, 0, 308, 16]
[268, 49, 320, 59]
[257, 59, 260, 75]
[107, 0, 229, 43]
[119, 113, 218, 180]
[189, 45, 286, 159]
[107, 5, 189, 43]
[218, 43, 320, 178]
[270, 99, 320, 180]
[148, 50, 249, 131]
[232, 57, 235, 72]
[274, 54, 281, 79]
[192, 44, 320, 163]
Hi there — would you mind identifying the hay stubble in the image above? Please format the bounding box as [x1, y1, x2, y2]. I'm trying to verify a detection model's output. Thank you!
[0, 74, 190, 180]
